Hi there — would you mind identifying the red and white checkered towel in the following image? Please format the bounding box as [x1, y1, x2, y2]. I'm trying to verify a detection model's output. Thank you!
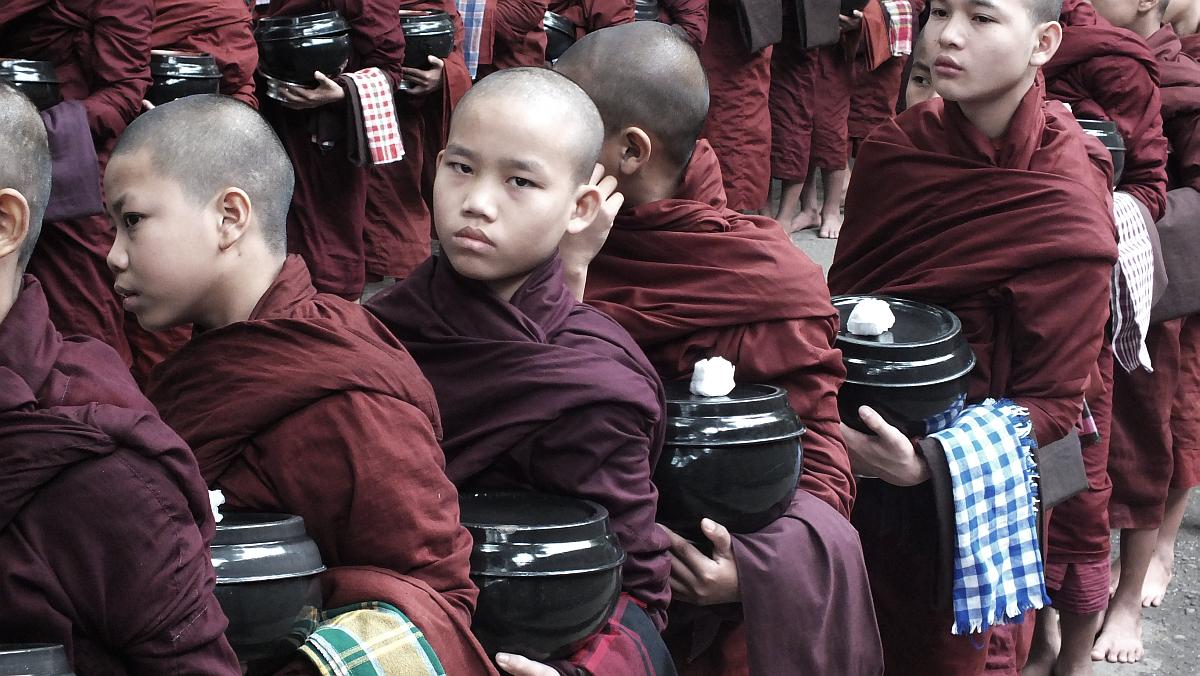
[342, 67, 404, 165]
[1110, 191, 1155, 372]
[881, 0, 914, 57]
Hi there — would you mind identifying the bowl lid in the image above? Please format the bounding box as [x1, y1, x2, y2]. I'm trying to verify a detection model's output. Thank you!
[0, 644, 72, 675]
[398, 10, 454, 36]
[543, 10, 576, 34]
[460, 492, 625, 576]
[255, 11, 350, 42]
[663, 382, 805, 446]
[150, 50, 220, 79]
[211, 512, 326, 583]
[0, 59, 59, 84]
[1076, 118, 1125, 150]
[833, 295, 976, 387]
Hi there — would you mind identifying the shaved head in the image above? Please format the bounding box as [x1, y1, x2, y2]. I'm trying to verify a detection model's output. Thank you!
[455, 67, 604, 182]
[0, 82, 52, 269]
[555, 22, 709, 171]
[1030, 0, 1064, 23]
[111, 95, 294, 253]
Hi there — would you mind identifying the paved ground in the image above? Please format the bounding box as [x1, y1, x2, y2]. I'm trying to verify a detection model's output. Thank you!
[790, 226, 1200, 675]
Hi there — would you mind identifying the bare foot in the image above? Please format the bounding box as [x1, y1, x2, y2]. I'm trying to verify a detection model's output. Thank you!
[1110, 558, 1120, 597]
[1090, 604, 1144, 663]
[1141, 550, 1173, 607]
[789, 209, 821, 233]
[1021, 655, 1055, 676]
[819, 211, 843, 239]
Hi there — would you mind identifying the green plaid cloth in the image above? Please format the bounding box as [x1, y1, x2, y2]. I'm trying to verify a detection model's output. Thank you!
[298, 602, 446, 676]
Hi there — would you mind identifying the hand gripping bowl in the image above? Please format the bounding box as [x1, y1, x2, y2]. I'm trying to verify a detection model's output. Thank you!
[0, 645, 74, 675]
[210, 512, 325, 673]
[654, 382, 804, 542]
[543, 11, 576, 63]
[832, 295, 976, 437]
[255, 10, 351, 97]
[460, 491, 625, 661]
[0, 59, 61, 111]
[148, 50, 221, 105]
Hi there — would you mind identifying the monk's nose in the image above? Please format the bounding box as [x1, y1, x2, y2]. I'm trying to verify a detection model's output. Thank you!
[460, 180, 498, 222]
[106, 229, 129, 273]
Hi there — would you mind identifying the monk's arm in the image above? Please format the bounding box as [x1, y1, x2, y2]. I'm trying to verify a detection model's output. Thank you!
[495, 0, 549, 47]
[85, 0, 154, 147]
[659, 0, 709, 47]
[582, 0, 636, 31]
[1006, 260, 1113, 445]
[1165, 111, 1200, 191]
[343, 0, 409, 90]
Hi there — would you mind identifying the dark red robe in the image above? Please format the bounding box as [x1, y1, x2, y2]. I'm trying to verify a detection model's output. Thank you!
[368, 254, 674, 674]
[150, 0, 259, 107]
[145, 256, 495, 675]
[1046, 0, 1169, 220]
[547, 0, 634, 38]
[1170, 316, 1200, 490]
[809, 44, 853, 169]
[585, 140, 880, 675]
[0, 0, 154, 364]
[848, 56, 905, 154]
[768, 7, 815, 182]
[657, 0, 707, 47]
[829, 86, 1118, 675]
[476, 0, 548, 74]
[0, 277, 239, 674]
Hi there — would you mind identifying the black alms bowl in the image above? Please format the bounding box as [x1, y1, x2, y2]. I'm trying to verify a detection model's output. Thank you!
[255, 11, 351, 87]
[460, 492, 624, 662]
[543, 11, 576, 63]
[148, 50, 221, 105]
[833, 295, 976, 437]
[634, 0, 660, 21]
[1077, 118, 1126, 188]
[0, 645, 74, 675]
[840, 0, 870, 16]
[210, 513, 325, 671]
[655, 382, 804, 541]
[0, 59, 61, 111]
[399, 10, 455, 68]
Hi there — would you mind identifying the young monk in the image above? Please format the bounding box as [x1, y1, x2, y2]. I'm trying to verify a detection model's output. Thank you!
[475, 0, 549, 76]
[556, 23, 884, 675]
[367, 67, 675, 676]
[104, 95, 494, 675]
[0, 83, 240, 675]
[828, 1, 1120, 673]
[903, 38, 938, 108]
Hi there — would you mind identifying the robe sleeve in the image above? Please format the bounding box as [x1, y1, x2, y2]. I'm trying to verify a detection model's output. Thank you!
[494, 0, 550, 67]
[580, 0, 635, 31]
[0, 0, 47, 23]
[659, 0, 708, 47]
[1166, 111, 1200, 192]
[85, 0, 154, 147]
[342, 0, 409, 91]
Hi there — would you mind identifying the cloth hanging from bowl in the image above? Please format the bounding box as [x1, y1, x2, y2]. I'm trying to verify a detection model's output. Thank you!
[340, 68, 405, 166]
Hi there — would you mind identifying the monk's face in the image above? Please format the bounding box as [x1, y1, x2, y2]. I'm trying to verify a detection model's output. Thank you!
[1089, 0, 1142, 29]
[433, 96, 596, 296]
[104, 151, 221, 331]
[906, 59, 939, 108]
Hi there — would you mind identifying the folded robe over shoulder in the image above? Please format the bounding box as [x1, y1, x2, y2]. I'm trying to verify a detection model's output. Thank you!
[146, 256, 495, 675]
[829, 86, 1118, 675]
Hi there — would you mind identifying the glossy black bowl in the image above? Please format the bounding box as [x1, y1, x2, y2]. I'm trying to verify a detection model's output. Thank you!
[255, 11, 351, 87]
[543, 11, 576, 63]
[0, 59, 61, 111]
[840, 0, 870, 15]
[0, 645, 74, 675]
[1077, 118, 1126, 188]
[833, 295, 975, 437]
[399, 10, 455, 69]
[460, 492, 624, 661]
[211, 513, 326, 671]
[634, 0, 660, 21]
[655, 382, 804, 541]
[148, 50, 221, 105]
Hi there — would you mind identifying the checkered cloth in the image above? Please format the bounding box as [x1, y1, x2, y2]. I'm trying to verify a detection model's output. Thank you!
[930, 398, 1050, 635]
[342, 68, 404, 165]
[298, 602, 446, 676]
[881, 0, 914, 56]
[456, 0, 487, 78]
[1110, 191, 1155, 372]
[924, 392, 967, 436]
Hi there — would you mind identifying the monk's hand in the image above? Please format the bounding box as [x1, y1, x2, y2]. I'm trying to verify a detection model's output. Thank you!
[660, 519, 740, 606]
[840, 405, 930, 486]
[495, 653, 557, 675]
[278, 71, 345, 109]
[838, 10, 863, 32]
[401, 55, 446, 95]
[561, 164, 623, 301]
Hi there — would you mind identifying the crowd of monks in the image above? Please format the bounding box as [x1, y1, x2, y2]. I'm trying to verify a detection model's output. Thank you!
[1, 0, 1199, 675]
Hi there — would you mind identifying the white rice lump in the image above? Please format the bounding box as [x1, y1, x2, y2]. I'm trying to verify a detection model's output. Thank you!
[209, 489, 226, 524]
[690, 356, 737, 397]
[847, 298, 896, 337]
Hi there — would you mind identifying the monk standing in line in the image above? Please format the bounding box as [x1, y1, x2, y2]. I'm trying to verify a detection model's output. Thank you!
[0, 83, 240, 676]
[557, 23, 883, 675]
[105, 95, 495, 675]
[546, 0, 634, 41]
[475, 0, 549, 75]
[829, 0, 1120, 671]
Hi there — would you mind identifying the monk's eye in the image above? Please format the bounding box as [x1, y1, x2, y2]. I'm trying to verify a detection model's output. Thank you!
[931, 7, 949, 17]
[449, 161, 472, 175]
[913, 75, 931, 87]
[122, 213, 144, 230]
[508, 176, 537, 189]
[972, 14, 995, 23]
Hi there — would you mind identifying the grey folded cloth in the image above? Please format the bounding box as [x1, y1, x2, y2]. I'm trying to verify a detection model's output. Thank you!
[1151, 187, 1200, 323]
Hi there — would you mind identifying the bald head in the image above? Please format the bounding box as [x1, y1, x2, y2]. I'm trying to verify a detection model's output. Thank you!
[455, 67, 604, 182]
[0, 82, 52, 270]
[1029, 0, 1064, 24]
[555, 22, 709, 171]
[111, 95, 294, 253]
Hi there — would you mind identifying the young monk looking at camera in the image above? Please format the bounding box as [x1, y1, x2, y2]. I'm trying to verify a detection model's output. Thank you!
[829, 0, 1119, 673]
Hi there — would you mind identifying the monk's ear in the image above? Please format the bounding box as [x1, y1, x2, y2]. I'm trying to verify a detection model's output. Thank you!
[0, 189, 31, 261]
[1029, 20, 1063, 68]
[215, 187, 254, 252]
[1137, 0, 1159, 15]
[565, 182, 603, 236]
[616, 127, 653, 177]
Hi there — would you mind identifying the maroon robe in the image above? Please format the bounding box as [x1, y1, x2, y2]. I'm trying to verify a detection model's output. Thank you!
[809, 44, 853, 168]
[584, 140, 880, 675]
[829, 87, 1118, 675]
[848, 56, 905, 154]
[0, 0, 154, 364]
[657, 0, 707, 47]
[768, 7, 815, 182]
[150, 0, 259, 107]
[1046, 0, 1169, 220]
[1170, 316, 1200, 490]
[476, 0, 549, 74]
[145, 256, 495, 675]
[0, 277, 239, 674]
[547, 0, 634, 38]
[699, 0, 772, 210]
[368, 254, 673, 674]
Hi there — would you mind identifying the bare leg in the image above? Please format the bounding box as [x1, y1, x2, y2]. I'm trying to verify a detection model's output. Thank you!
[791, 162, 822, 232]
[775, 179, 808, 232]
[819, 166, 850, 239]
[1022, 607, 1060, 676]
[1144, 487, 1191, 606]
[1092, 528, 1155, 663]
[1056, 609, 1102, 675]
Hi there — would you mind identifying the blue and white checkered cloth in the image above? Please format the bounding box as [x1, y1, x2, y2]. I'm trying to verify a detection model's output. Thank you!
[930, 398, 1050, 635]
[455, 0, 487, 78]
